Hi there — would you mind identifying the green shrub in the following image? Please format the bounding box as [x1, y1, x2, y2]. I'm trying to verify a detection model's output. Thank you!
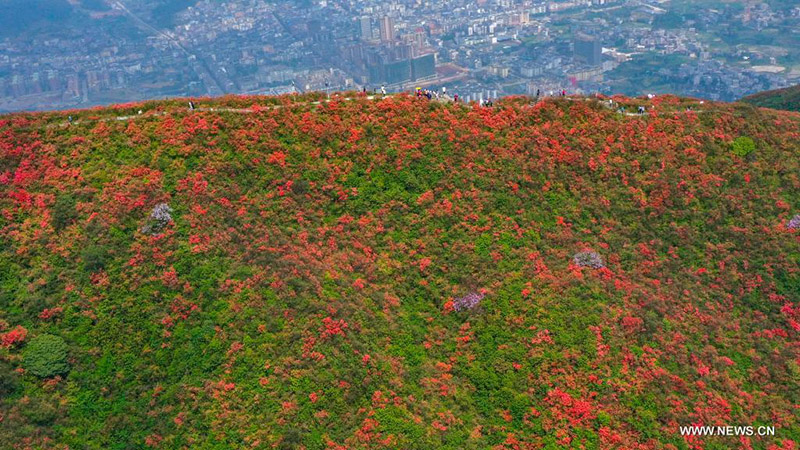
[81, 245, 109, 272]
[52, 194, 78, 231]
[0, 360, 20, 396]
[731, 136, 756, 157]
[23, 334, 70, 378]
[21, 396, 59, 425]
[277, 428, 303, 450]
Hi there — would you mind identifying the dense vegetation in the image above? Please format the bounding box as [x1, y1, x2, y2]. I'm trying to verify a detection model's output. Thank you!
[741, 84, 800, 112]
[1, 92, 799, 449]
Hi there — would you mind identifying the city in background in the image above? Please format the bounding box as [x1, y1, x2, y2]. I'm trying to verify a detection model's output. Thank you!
[1, 0, 798, 112]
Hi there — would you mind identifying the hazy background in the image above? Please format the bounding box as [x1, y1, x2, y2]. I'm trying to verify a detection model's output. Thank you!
[1, 0, 798, 112]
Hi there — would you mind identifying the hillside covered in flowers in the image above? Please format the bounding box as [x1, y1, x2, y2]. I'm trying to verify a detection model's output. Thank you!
[0, 92, 799, 449]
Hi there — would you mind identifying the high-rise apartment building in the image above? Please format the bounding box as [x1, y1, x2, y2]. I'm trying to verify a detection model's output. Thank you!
[379, 16, 395, 43]
[359, 17, 372, 41]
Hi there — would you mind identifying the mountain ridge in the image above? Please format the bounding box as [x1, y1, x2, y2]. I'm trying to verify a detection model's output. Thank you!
[741, 84, 800, 112]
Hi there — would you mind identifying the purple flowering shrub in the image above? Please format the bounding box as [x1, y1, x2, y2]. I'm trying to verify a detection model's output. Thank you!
[453, 292, 484, 312]
[140, 203, 173, 235]
[787, 214, 800, 230]
[572, 251, 605, 269]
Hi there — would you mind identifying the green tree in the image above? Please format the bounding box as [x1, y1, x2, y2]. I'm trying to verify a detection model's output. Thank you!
[731, 136, 756, 157]
[23, 334, 70, 378]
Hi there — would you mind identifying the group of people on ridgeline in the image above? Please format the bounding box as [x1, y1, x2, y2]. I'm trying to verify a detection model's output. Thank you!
[415, 87, 435, 100]
[411, 86, 498, 107]
[426, 87, 497, 106]
[357, 84, 501, 106]
[532, 89, 568, 98]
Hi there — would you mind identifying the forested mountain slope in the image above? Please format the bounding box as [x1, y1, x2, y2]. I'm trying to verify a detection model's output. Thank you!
[741, 84, 800, 112]
[1, 93, 799, 449]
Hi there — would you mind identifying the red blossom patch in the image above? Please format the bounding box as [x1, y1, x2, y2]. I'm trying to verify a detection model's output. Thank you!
[0, 326, 27, 348]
